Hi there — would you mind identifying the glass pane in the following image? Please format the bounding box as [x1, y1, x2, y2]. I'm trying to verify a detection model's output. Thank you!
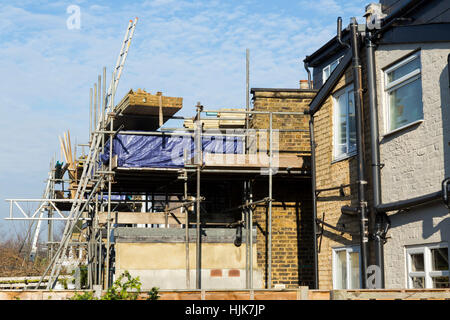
[411, 276, 425, 288]
[330, 60, 339, 73]
[324, 67, 330, 81]
[335, 93, 347, 157]
[387, 56, 420, 83]
[431, 248, 449, 271]
[335, 250, 347, 289]
[389, 78, 423, 130]
[411, 253, 425, 272]
[349, 251, 360, 289]
[347, 90, 356, 153]
[432, 276, 450, 288]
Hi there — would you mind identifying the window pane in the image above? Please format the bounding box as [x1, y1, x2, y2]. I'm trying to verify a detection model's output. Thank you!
[387, 56, 420, 83]
[411, 253, 424, 272]
[389, 78, 423, 130]
[335, 250, 347, 289]
[335, 93, 347, 157]
[323, 67, 330, 81]
[349, 251, 360, 289]
[330, 60, 339, 73]
[431, 248, 449, 271]
[411, 276, 425, 288]
[347, 90, 356, 153]
[432, 276, 450, 288]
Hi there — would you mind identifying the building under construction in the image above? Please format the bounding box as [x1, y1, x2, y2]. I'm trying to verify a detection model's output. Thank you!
[5, 19, 317, 291]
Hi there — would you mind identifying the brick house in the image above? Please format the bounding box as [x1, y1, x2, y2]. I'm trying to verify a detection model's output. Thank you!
[304, 0, 450, 289]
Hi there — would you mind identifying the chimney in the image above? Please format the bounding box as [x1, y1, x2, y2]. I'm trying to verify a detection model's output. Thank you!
[299, 80, 310, 90]
[364, 3, 387, 28]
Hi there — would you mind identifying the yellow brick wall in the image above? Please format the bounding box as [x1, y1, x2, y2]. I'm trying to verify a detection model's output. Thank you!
[312, 51, 376, 290]
[250, 89, 316, 288]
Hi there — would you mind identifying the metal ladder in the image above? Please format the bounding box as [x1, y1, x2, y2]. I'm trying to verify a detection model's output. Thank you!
[29, 167, 54, 261]
[38, 18, 138, 289]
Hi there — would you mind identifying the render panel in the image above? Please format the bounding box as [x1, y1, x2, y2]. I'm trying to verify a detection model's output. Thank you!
[383, 202, 450, 289]
[375, 42, 450, 203]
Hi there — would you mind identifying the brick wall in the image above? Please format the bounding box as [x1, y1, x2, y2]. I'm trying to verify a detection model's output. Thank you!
[311, 46, 381, 289]
[250, 89, 316, 288]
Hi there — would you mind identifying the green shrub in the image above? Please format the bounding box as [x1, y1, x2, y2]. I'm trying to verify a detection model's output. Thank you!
[70, 291, 96, 300]
[101, 270, 141, 300]
[69, 271, 160, 300]
[147, 287, 160, 300]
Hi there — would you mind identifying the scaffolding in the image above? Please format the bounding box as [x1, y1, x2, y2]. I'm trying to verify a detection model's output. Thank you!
[5, 20, 311, 290]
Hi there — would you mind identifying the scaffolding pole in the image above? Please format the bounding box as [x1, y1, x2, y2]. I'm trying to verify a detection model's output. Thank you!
[267, 112, 273, 289]
[183, 170, 190, 289]
[195, 102, 203, 289]
[104, 71, 116, 289]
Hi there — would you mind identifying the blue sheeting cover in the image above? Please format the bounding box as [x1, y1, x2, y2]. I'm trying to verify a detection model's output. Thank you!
[100, 133, 243, 168]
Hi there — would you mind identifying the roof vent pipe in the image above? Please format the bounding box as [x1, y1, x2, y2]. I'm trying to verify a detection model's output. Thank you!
[303, 59, 312, 89]
[337, 17, 350, 49]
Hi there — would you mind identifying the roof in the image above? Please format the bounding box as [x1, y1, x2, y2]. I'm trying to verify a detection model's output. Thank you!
[308, 49, 352, 115]
[251, 88, 317, 93]
[304, 0, 430, 67]
[306, 0, 434, 115]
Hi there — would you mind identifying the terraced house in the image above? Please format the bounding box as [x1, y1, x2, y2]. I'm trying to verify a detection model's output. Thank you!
[304, 0, 450, 289]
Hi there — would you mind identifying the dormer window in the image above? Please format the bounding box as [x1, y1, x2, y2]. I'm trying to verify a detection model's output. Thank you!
[323, 56, 344, 83]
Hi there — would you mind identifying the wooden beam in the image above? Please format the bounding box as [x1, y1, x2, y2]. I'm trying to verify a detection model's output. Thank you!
[196, 153, 306, 168]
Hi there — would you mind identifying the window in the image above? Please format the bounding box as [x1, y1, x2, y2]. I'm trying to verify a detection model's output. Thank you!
[384, 52, 423, 133]
[406, 243, 449, 289]
[323, 56, 344, 83]
[333, 246, 361, 289]
[333, 84, 356, 160]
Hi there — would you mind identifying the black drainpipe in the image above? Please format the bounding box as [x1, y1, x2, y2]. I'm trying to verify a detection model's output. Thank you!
[365, 29, 386, 288]
[308, 115, 319, 289]
[349, 17, 369, 289]
[304, 60, 312, 89]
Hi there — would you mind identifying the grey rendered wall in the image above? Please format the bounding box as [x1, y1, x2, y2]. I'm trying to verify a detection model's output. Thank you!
[383, 202, 450, 289]
[375, 42, 450, 203]
[375, 42, 450, 288]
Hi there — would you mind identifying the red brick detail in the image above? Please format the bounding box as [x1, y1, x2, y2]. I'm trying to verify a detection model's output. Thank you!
[210, 269, 223, 277]
[228, 269, 240, 277]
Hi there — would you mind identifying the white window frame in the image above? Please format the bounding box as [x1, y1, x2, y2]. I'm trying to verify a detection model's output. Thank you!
[332, 246, 361, 289]
[383, 51, 423, 134]
[323, 55, 344, 83]
[332, 84, 356, 161]
[405, 243, 449, 289]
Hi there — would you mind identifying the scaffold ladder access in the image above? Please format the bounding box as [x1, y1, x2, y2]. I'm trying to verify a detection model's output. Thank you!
[38, 19, 138, 289]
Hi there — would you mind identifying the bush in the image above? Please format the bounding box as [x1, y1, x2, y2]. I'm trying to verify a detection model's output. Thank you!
[101, 270, 141, 300]
[69, 271, 160, 300]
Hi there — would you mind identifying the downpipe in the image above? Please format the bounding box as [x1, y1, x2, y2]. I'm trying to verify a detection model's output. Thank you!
[309, 116, 319, 289]
[350, 17, 369, 289]
[365, 29, 387, 288]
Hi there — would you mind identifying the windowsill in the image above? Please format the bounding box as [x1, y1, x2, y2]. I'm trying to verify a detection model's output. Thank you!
[331, 151, 357, 164]
[382, 119, 424, 138]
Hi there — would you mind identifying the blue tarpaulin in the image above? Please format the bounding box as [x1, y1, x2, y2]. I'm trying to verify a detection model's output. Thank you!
[100, 133, 243, 168]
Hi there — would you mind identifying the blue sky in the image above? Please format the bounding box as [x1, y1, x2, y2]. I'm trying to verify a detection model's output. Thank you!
[0, 0, 367, 241]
